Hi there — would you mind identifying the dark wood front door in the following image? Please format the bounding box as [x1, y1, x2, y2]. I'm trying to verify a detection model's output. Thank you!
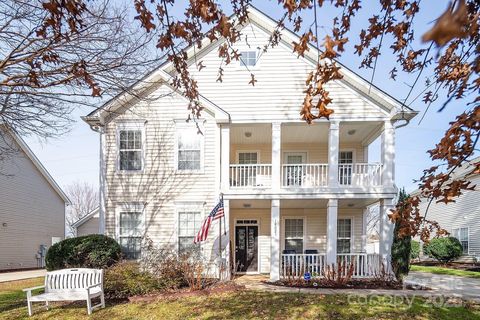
[235, 225, 258, 272]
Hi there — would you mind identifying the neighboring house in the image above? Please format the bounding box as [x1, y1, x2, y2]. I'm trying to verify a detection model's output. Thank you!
[72, 207, 100, 237]
[412, 157, 480, 261]
[83, 6, 417, 280]
[0, 125, 70, 270]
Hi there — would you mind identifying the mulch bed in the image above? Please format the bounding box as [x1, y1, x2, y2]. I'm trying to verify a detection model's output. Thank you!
[270, 279, 428, 290]
[128, 281, 246, 303]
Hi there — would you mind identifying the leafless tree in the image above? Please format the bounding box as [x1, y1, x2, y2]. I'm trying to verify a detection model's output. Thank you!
[65, 181, 99, 237]
[0, 0, 160, 143]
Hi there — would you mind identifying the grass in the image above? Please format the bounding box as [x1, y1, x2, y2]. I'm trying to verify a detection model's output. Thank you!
[411, 265, 480, 279]
[1, 277, 480, 319]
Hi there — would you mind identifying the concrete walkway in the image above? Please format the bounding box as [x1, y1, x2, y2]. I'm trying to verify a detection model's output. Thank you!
[406, 271, 480, 300]
[0, 269, 46, 283]
[234, 273, 480, 302]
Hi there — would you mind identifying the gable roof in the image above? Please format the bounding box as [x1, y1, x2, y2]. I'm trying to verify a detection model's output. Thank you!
[1, 126, 70, 204]
[410, 155, 480, 196]
[72, 207, 99, 229]
[83, 5, 417, 126]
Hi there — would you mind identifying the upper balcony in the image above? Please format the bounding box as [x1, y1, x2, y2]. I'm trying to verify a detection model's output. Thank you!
[221, 121, 395, 196]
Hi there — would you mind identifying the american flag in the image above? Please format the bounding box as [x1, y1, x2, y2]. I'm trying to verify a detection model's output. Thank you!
[194, 198, 224, 243]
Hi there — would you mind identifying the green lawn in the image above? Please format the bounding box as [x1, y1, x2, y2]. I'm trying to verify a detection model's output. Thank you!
[411, 265, 480, 279]
[1, 277, 480, 319]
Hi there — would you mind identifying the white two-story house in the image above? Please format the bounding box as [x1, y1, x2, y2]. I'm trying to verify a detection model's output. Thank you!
[83, 6, 416, 281]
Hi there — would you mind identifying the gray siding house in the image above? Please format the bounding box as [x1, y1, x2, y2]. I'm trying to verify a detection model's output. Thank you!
[72, 208, 100, 237]
[413, 157, 480, 260]
[0, 126, 70, 270]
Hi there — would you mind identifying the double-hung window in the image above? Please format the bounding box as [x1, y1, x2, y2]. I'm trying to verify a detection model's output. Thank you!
[240, 51, 257, 67]
[453, 227, 469, 254]
[337, 218, 352, 253]
[284, 218, 304, 253]
[178, 209, 202, 254]
[176, 125, 203, 171]
[118, 204, 144, 259]
[118, 123, 144, 171]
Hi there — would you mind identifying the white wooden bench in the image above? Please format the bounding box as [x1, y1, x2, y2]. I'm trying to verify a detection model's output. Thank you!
[23, 268, 105, 316]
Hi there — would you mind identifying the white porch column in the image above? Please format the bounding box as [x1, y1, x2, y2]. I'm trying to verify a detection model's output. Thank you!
[381, 120, 395, 187]
[379, 198, 395, 268]
[223, 199, 231, 280]
[326, 199, 338, 265]
[361, 208, 368, 253]
[328, 121, 340, 187]
[221, 125, 230, 191]
[98, 129, 106, 234]
[271, 123, 282, 192]
[270, 199, 280, 281]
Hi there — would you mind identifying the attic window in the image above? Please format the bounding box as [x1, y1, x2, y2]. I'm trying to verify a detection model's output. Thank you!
[240, 51, 257, 67]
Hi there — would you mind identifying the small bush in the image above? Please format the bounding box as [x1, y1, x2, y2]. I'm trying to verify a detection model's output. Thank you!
[45, 234, 121, 271]
[410, 240, 420, 260]
[104, 261, 160, 299]
[423, 237, 463, 264]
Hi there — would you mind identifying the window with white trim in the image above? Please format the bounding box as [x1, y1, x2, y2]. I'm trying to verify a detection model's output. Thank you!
[285, 218, 304, 253]
[240, 51, 257, 67]
[119, 207, 143, 259]
[118, 125, 143, 171]
[176, 125, 203, 171]
[337, 218, 352, 253]
[453, 227, 469, 254]
[178, 211, 202, 254]
[238, 152, 258, 164]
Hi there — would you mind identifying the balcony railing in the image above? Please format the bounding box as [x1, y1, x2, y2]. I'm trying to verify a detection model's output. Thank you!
[281, 253, 381, 278]
[229, 164, 272, 188]
[282, 164, 328, 188]
[228, 163, 383, 189]
[338, 163, 382, 186]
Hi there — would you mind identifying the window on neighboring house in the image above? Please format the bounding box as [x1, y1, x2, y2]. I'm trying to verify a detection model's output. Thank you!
[177, 126, 203, 171]
[119, 129, 143, 171]
[285, 218, 304, 253]
[119, 209, 143, 259]
[337, 218, 352, 253]
[453, 227, 469, 254]
[178, 211, 202, 254]
[240, 51, 257, 67]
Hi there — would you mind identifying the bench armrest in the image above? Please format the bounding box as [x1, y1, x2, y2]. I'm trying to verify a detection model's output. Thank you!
[22, 285, 45, 292]
[87, 283, 102, 290]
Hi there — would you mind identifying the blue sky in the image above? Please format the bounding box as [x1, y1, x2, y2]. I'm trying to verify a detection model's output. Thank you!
[25, 1, 469, 193]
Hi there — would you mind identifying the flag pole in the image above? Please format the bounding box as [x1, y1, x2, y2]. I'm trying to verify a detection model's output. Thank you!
[218, 193, 223, 280]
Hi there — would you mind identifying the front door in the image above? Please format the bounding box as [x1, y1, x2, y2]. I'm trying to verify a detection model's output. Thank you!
[339, 151, 354, 185]
[235, 225, 258, 272]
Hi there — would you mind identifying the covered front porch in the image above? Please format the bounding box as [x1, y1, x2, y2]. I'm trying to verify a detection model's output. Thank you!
[227, 198, 394, 280]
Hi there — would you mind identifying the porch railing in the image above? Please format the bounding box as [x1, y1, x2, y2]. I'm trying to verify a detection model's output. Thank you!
[280, 253, 381, 279]
[229, 164, 272, 188]
[281, 164, 329, 188]
[338, 163, 382, 186]
[281, 254, 326, 278]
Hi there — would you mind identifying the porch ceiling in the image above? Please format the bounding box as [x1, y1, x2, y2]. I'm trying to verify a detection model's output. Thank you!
[230, 121, 384, 145]
[230, 198, 380, 209]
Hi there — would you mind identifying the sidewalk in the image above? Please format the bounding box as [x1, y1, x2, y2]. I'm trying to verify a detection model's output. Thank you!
[0, 269, 46, 283]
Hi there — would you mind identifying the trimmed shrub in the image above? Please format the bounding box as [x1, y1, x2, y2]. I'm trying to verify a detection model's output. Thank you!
[45, 234, 121, 271]
[410, 240, 420, 260]
[104, 261, 160, 299]
[423, 237, 463, 264]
